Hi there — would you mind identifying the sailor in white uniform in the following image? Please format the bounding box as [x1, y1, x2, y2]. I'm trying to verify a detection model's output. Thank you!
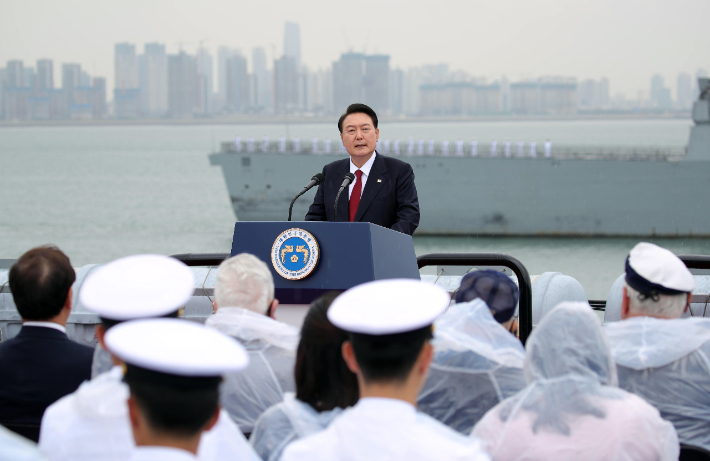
[471, 139, 478, 157]
[529, 141, 537, 157]
[428, 138, 435, 155]
[312, 137, 319, 154]
[247, 137, 255, 153]
[455, 139, 464, 156]
[417, 138, 425, 156]
[442, 139, 450, 156]
[490, 140, 498, 157]
[279, 136, 287, 153]
[504, 140, 511, 158]
[605, 243, 710, 451]
[38, 255, 259, 461]
[293, 137, 301, 153]
[234, 136, 242, 152]
[516, 140, 524, 157]
[105, 318, 250, 461]
[407, 138, 415, 156]
[393, 138, 401, 155]
[544, 139, 552, 158]
[382, 139, 390, 155]
[280, 279, 491, 461]
[324, 138, 332, 154]
[262, 135, 269, 152]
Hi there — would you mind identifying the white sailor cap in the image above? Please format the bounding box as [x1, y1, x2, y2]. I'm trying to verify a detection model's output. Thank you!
[328, 279, 449, 335]
[80, 254, 194, 321]
[625, 242, 695, 295]
[105, 318, 248, 385]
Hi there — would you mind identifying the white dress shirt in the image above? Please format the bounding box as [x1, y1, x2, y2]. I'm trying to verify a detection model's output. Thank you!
[22, 321, 66, 334]
[39, 366, 260, 461]
[348, 152, 376, 200]
[281, 397, 490, 461]
[127, 447, 197, 461]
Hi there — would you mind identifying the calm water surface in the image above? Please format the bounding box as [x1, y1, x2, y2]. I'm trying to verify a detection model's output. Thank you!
[0, 119, 703, 299]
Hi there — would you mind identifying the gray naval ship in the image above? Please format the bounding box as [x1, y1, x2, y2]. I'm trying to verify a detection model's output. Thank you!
[210, 78, 710, 237]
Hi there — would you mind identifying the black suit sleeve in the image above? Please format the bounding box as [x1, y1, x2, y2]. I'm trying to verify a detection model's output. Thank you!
[391, 162, 420, 235]
[305, 165, 327, 221]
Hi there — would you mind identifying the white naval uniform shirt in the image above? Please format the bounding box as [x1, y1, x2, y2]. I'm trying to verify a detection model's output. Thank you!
[281, 397, 491, 461]
[348, 151, 376, 200]
[127, 447, 197, 461]
[39, 366, 260, 461]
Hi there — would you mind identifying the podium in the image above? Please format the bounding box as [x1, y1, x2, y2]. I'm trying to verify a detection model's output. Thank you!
[231, 222, 420, 304]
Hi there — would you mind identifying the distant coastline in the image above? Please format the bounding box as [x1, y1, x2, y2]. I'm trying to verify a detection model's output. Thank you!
[0, 110, 691, 128]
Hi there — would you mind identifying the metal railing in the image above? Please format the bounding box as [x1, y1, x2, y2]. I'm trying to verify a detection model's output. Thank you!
[171, 253, 230, 267]
[416, 252, 533, 345]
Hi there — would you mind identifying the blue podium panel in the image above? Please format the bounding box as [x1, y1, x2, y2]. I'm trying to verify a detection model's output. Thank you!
[231, 222, 419, 304]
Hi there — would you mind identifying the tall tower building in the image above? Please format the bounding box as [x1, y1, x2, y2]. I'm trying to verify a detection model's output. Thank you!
[115, 43, 139, 89]
[364, 55, 390, 115]
[283, 22, 301, 70]
[36, 59, 54, 91]
[168, 51, 198, 118]
[274, 55, 298, 113]
[332, 53, 365, 113]
[252, 47, 272, 113]
[6, 60, 24, 87]
[217, 46, 239, 109]
[140, 42, 168, 116]
[225, 53, 249, 113]
[677, 72, 692, 110]
[196, 47, 214, 115]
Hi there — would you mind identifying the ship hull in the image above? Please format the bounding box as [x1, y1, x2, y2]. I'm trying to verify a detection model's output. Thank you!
[209, 151, 710, 237]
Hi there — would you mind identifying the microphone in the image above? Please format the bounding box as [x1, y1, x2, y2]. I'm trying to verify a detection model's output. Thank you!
[288, 173, 325, 221]
[333, 172, 355, 222]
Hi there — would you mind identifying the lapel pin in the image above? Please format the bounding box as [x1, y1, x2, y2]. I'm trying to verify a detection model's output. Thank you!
[377, 179, 382, 183]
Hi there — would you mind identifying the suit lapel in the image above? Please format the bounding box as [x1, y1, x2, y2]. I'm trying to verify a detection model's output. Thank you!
[354, 153, 387, 222]
[334, 160, 350, 222]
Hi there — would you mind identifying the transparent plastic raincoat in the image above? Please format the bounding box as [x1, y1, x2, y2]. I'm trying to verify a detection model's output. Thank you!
[472, 302, 679, 461]
[605, 316, 710, 451]
[0, 424, 47, 461]
[39, 366, 260, 461]
[418, 299, 526, 434]
[250, 393, 344, 461]
[204, 307, 299, 433]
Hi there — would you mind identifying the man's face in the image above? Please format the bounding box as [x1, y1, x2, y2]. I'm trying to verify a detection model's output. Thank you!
[340, 112, 379, 163]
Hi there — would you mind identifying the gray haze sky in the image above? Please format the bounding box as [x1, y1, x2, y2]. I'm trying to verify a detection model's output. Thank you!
[2, 0, 708, 98]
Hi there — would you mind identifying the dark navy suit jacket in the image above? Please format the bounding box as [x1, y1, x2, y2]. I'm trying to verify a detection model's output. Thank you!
[305, 152, 420, 235]
[0, 325, 93, 441]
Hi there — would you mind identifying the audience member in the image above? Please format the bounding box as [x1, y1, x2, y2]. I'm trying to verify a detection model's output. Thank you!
[250, 292, 359, 461]
[281, 279, 490, 461]
[205, 253, 299, 435]
[418, 270, 526, 434]
[105, 318, 249, 461]
[38, 254, 259, 461]
[472, 302, 679, 461]
[0, 246, 93, 442]
[605, 242, 710, 451]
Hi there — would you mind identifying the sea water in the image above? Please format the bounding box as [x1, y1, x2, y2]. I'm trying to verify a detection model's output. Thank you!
[1, 119, 707, 299]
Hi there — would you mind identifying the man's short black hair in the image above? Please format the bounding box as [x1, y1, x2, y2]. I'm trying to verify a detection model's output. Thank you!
[9, 245, 76, 321]
[126, 370, 219, 436]
[350, 326, 432, 383]
[338, 103, 378, 134]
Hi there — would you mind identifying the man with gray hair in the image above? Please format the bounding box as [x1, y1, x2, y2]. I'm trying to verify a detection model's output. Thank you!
[605, 242, 710, 451]
[205, 253, 299, 436]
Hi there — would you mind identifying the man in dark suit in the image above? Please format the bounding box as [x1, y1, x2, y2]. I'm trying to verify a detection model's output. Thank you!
[305, 103, 420, 235]
[0, 246, 93, 442]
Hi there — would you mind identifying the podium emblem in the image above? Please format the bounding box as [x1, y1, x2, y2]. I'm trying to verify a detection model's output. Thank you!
[271, 228, 320, 280]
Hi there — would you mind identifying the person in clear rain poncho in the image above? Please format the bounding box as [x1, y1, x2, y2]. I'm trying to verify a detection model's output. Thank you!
[204, 253, 299, 435]
[418, 270, 526, 434]
[249, 292, 359, 461]
[605, 242, 710, 452]
[472, 302, 679, 461]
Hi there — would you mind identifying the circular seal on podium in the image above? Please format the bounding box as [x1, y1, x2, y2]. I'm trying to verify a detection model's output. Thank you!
[271, 228, 320, 280]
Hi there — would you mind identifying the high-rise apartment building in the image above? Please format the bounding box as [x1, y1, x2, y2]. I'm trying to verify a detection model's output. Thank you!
[92, 77, 107, 118]
[225, 53, 249, 113]
[196, 47, 213, 116]
[36, 59, 53, 92]
[677, 72, 692, 110]
[390, 68, 404, 115]
[364, 55, 390, 115]
[333, 53, 365, 113]
[274, 55, 298, 113]
[217, 46, 239, 110]
[140, 42, 168, 116]
[284, 22, 301, 70]
[115, 43, 140, 117]
[252, 47, 272, 113]
[168, 51, 198, 118]
[651, 74, 672, 109]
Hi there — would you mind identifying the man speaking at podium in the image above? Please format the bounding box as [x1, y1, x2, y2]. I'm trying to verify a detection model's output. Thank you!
[305, 104, 420, 235]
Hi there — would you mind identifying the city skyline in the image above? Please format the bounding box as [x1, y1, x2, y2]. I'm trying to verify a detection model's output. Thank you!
[1, 0, 708, 98]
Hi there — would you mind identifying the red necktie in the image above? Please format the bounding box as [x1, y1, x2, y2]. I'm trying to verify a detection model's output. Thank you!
[349, 170, 363, 222]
